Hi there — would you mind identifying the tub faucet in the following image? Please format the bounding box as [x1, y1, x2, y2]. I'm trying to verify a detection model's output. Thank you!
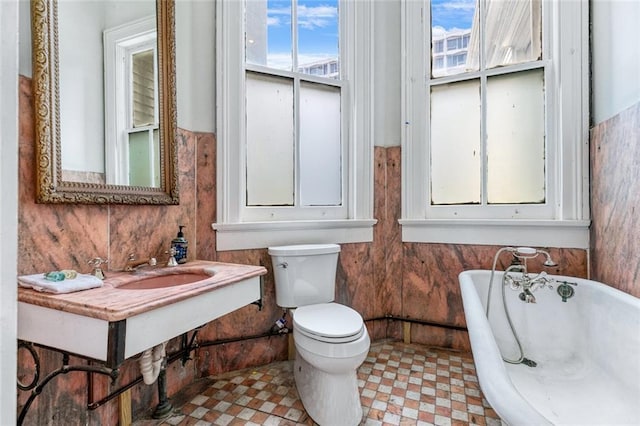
[502, 257, 557, 303]
[519, 288, 537, 303]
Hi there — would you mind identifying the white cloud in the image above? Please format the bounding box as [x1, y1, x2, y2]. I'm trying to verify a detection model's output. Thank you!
[438, 0, 476, 12]
[298, 5, 338, 29]
[267, 16, 281, 26]
[265, 52, 337, 70]
[266, 53, 293, 70]
[267, 4, 338, 30]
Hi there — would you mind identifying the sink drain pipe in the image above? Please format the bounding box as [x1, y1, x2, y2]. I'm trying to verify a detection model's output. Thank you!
[139, 342, 167, 385]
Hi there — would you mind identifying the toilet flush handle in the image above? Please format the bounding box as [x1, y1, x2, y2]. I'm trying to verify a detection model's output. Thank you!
[276, 262, 288, 269]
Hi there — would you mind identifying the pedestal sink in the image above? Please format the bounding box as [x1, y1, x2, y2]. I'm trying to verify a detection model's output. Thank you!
[17, 260, 266, 367]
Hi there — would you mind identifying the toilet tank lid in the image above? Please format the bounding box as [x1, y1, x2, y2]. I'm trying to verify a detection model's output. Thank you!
[268, 244, 340, 256]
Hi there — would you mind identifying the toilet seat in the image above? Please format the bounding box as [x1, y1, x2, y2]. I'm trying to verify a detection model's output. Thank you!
[293, 303, 365, 344]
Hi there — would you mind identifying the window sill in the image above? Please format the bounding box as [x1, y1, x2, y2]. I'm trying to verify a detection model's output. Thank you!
[212, 219, 378, 251]
[399, 219, 590, 248]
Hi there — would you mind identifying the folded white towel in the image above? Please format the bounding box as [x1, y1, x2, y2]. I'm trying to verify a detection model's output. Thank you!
[18, 273, 103, 294]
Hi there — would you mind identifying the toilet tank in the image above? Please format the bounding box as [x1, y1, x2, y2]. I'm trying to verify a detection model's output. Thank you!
[268, 244, 340, 308]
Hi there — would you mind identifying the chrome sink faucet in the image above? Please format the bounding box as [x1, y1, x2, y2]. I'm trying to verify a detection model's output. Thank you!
[124, 248, 179, 271]
[124, 254, 158, 272]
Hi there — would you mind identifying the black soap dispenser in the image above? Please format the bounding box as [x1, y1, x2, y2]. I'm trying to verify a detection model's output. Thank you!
[171, 225, 188, 264]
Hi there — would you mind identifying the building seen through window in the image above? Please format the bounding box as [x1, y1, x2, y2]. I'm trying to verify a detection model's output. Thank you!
[432, 27, 472, 78]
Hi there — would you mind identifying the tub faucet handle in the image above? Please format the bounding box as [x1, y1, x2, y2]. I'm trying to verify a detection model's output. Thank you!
[556, 281, 577, 302]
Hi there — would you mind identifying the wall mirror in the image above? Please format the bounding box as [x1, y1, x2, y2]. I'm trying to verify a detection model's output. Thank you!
[32, 0, 179, 204]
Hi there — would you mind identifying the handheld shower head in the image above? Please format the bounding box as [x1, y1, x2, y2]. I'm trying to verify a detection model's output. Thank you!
[540, 250, 558, 267]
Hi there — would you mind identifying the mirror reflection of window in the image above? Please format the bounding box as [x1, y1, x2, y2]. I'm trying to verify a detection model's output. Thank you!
[104, 16, 159, 187]
[128, 47, 159, 187]
[132, 49, 156, 127]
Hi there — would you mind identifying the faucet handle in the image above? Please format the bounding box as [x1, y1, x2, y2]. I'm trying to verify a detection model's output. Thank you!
[88, 257, 108, 267]
[87, 257, 109, 279]
[166, 247, 178, 267]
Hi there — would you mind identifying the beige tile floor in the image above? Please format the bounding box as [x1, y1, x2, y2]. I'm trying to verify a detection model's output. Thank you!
[135, 341, 501, 426]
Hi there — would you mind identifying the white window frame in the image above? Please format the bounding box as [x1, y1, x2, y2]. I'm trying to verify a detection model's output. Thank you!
[400, 0, 590, 249]
[214, 0, 376, 251]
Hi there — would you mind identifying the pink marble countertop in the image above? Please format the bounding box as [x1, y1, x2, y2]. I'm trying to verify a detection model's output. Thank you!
[18, 260, 267, 322]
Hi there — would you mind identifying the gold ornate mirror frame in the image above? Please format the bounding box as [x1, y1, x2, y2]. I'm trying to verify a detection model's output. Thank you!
[32, 0, 179, 204]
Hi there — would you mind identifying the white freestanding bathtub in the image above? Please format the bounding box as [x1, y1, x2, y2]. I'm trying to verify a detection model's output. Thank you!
[459, 270, 640, 425]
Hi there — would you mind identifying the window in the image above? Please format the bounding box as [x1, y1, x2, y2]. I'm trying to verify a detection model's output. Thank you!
[434, 39, 444, 53]
[446, 36, 461, 51]
[401, 0, 590, 248]
[445, 52, 466, 68]
[215, 0, 375, 250]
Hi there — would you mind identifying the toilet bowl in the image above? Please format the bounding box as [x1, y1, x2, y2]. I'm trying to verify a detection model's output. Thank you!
[292, 303, 370, 426]
[268, 244, 371, 426]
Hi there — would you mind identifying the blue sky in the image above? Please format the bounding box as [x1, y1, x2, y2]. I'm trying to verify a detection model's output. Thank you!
[431, 0, 475, 30]
[266, 0, 339, 68]
[261, 0, 474, 68]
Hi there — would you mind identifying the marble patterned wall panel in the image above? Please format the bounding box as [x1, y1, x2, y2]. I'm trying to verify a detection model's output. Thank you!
[336, 243, 375, 315]
[198, 336, 289, 377]
[410, 325, 471, 351]
[402, 244, 496, 326]
[590, 101, 640, 298]
[371, 147, 403, 324]
[195, 132, 217, 261]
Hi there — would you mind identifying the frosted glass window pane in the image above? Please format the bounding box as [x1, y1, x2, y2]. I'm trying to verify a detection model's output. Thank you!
[430, 80, 481, 204]
[298, 0, 340, 79]
[486, 69, 545, 204]
[128, 130, 153, 187]
[246, 0, 293, 71]
[246, 73, 294, 205]
[299, 82, 341, 206]
[152, 128, 160, 187]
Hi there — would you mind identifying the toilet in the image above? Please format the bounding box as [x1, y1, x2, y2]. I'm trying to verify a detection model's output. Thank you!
[268, 244, 370, 426]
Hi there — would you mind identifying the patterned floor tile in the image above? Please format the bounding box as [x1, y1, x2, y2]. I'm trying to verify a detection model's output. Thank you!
[133, 341, 501, 426]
